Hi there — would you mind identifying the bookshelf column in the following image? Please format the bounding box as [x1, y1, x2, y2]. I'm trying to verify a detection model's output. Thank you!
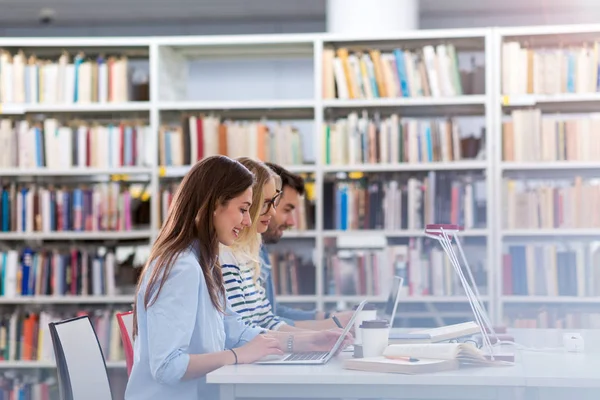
[325, 0, 418, 34]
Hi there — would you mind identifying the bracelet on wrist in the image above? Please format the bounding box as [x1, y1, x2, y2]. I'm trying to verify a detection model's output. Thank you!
[229, 348, 238, 364]
[286, 334, 294, 353]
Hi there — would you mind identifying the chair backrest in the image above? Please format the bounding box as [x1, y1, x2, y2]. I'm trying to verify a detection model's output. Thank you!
[115, 311, 134, 376]
[48, 315, 113, 400]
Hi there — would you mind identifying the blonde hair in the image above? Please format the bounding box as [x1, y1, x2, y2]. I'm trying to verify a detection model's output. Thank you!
[226, 157, 281, 281]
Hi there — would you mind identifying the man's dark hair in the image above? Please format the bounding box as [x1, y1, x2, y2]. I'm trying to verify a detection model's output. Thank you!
[265, 162, 305, 196]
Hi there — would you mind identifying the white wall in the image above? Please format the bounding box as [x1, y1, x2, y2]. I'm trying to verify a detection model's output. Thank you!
[4, 5, 600, 37]
[0, 19, 324, 37]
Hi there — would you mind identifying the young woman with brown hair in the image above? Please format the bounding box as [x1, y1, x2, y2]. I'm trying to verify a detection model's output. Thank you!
[125, 155, 349, 400]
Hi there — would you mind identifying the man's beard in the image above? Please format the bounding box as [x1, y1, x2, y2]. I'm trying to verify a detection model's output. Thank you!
[262, 224, 286, 244]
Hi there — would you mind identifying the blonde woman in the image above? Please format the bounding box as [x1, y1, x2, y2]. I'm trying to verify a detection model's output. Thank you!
[219, 157, 301, 332]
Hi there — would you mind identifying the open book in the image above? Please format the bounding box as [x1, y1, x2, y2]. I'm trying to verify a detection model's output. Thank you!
[344, 343, 509, 375]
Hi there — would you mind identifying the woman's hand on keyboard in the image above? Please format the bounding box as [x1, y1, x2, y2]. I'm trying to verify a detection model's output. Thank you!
[235, 334, 284, 364]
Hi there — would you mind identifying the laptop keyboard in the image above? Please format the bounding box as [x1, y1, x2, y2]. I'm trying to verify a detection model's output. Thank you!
[284, 351, 328, 361]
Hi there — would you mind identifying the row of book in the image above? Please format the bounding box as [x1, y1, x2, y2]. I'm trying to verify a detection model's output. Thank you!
[266, 251, 315, 296]
[505, 310, 600, 329]
[323, 113, 483, 165]
[0, 182, 151, 233]
[0, 309, 125, 363]
[322, 45, 483, 99]
[157, 182, 315, 231]
[0, 51, 133, 104]
[324, 241, 487, 297]
[159, 115, 305, 167]
[0, 374, 56, 400]
[323, 172, 487, 231]
[502, 41, 600, 95]
[502, 242, 600, 297]
[503, 176, 600, 230]
[0, 119, 153, 169]
[503, 110, 600, 162]
[0, 248, 122, 298]
[325, 246, 396, 297]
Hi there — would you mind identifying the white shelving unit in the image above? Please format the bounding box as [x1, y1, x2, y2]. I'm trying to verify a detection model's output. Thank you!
[0, 30, 495, 323]
[494, 24, 600, 328]
[317, 28, 493, 322]
[2, 24, 600, 357]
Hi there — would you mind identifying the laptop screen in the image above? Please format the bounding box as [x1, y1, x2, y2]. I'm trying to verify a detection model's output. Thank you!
[384, 276, 404, 325]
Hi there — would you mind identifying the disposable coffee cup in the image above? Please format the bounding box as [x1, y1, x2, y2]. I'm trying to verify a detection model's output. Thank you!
[353, 303, 378, 345]
[360, 319, 390, 358]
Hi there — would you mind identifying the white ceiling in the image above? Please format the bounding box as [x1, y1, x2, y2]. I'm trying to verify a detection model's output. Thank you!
[0, 0, 597, 26]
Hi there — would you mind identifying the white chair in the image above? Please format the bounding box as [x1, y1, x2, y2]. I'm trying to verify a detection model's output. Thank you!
[48, 315, 113, 400]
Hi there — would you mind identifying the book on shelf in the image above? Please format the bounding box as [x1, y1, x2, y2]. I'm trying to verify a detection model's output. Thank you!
[0, 247, 128, 298]
[503, 110, 600, 162]
[0, 50, 142, 104]
[322, 44, 484, 100]
[506, 309, 600, 329]
[0, 374, 56, 400]
[502, 242, 600, 297]
[159, 115, 305, 168]
[0, 118, 153, 169]
[0, 181, 151, 233]
[324, 241, 487, 298]
[502, 41, 600, 95]
[323, 113, 484, 165]
[503, 176, 600, 230]
[0, 308, 126, 364]
[323, 172, 487, 231]
[343, 342, 500, 375]
[266, 251, 315, 297]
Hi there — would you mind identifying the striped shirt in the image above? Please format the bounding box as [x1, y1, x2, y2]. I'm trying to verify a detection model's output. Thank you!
[219, 247, 285, 331]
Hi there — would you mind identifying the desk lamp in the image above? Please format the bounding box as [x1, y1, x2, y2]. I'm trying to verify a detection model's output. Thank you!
[424, 224, 503, 360]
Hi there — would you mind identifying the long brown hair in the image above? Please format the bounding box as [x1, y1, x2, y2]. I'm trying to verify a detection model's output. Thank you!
[132, 155, 255, 337]
[225, 157, 280, 281]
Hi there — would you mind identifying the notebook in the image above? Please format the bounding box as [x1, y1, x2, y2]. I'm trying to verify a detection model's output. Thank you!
[343, 342, 507, 374]
[389, 321, 482, 344]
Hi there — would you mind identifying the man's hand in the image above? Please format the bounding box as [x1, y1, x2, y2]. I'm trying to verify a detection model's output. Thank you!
[331, 311, 355, 328]
[294, 310, 357, 331]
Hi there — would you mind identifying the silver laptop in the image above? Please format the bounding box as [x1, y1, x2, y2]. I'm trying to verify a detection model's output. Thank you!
[383, 276, 404, 327]
[255, 299, 368, 365]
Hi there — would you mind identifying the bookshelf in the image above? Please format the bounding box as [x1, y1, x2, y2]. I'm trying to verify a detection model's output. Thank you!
[495, 24, 600, 330]
[0, 31, 494, 331]
[318, 28, 492, 328]
[0, 25, 599, 386]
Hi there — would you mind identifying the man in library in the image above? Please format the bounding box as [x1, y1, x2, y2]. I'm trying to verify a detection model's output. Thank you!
[261, 162, 354, 329]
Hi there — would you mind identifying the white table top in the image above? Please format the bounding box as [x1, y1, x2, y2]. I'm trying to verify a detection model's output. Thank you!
[207, 328, 600, 389]
[207, 352, 526, 386]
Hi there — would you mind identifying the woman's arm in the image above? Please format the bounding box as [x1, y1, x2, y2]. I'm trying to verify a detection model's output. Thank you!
[292, 319, 337, 330]
[145, 253, 234, 383]
[266, 329, 352, 353]
[276, 323, 309, 332]
[182, 351, 236, 380]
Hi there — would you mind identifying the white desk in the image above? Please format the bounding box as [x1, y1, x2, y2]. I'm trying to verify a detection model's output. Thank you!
[206, 329, 600, 400]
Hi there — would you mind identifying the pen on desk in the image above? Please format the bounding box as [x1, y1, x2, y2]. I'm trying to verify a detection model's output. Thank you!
[332, 315, 343, 329]
[388, 356, 420, 362]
